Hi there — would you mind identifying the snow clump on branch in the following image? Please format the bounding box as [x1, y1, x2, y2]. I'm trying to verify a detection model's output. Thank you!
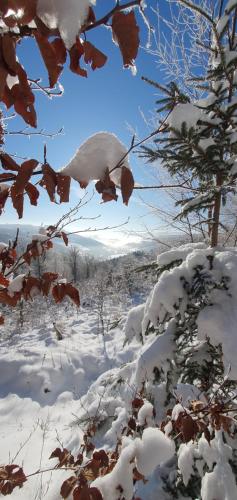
[92, 427, 175, 500]
[61, 132, 131, 187]
[37, 0, 96, 49]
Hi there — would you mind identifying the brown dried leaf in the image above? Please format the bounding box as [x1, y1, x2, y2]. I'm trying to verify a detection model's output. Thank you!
[0, 64, 8, 99]
[128, 417, 136, 431]
[0, 248, 16, 270]
[0, 173, 14, 181]
[0, 186, 9, 214]
[34, 15, 59, 37]
[69, 39, 87, 77]
[190, 400, 206, 412]
[52, 283, 66, 303]
[51, 38, 67, 65]
[81, 6, 96, 30]
[64, 283, 80, 307]
[0, 153, 20, 171]
[42, 272, 58, 281]
[60, 476, 77, 499]
[13, 159, 38, 195]
[40, 164, 57, 202]
[121, 166, 134, 205]
[0, 315, 4, 325]
[11, 184, 24, 218]
[41, 272, 58, 295]
[3, 0, 36, 26]
[84, 41, 107, 71]
[95, 168, 118, 203]
[112, 11, 139, 69]
[73, 486, 103, 500]
[0, 1, 8, 16]
[1, 84, 14, 108]
[180, 414, 199, 443]
[22, 276, 41, 300]
[2, 34, 17, 75]
[35, 33, 66, 88]
[0, 289, 21, 306]
[25, 182, 39, 206]
[12, 63, 37, 127]
[49, 447, 75, 469]
[218, 414, 233, 433]
[132, 398, 144, 409]
[93, 450, 109, 468]
[57, 173, 71, 203]
[61, 231, 69, 246]
[0, 273, 9, 286]
[0, 481, 14, 495]
[73, 487, 81, 500]
[133, 467, 147, 484]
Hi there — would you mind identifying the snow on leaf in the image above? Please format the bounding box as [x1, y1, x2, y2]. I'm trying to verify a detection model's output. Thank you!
[37, 0, 93, 50]
[0, 464, 26, 496]
[3, 0, 37, 26]
[81, 6, 96, 30]
[61, 132, 131, 192]
[112, 11, 140, 70]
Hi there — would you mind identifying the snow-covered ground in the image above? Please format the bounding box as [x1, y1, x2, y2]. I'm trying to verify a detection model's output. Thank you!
[0, 301, 141, 499]
[2, 245, 237, 500]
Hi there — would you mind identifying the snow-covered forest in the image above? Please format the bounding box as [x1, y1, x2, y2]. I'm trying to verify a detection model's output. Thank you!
[2, 1, 237, 499]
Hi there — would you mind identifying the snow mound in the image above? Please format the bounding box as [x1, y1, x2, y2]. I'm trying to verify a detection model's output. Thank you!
[157, 242, 207, 267]
[135, 319, 176, 388]
[124, 303, 145, 343]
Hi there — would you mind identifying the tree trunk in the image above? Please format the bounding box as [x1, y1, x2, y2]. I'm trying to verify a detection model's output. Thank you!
[211, 172, 223, 247]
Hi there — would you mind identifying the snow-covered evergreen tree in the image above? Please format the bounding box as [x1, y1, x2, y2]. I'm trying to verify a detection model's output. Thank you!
[142, 0, 237, 247]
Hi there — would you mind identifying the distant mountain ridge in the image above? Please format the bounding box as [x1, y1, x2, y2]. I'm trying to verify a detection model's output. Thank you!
[0, 224, 112, 258]
[0, 224, 187, 259]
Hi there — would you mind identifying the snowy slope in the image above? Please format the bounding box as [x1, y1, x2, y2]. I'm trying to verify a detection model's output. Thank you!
[0, 300, 141, 499]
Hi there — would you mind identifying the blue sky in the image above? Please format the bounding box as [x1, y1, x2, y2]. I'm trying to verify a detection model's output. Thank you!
[1, 1, 173, 244]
